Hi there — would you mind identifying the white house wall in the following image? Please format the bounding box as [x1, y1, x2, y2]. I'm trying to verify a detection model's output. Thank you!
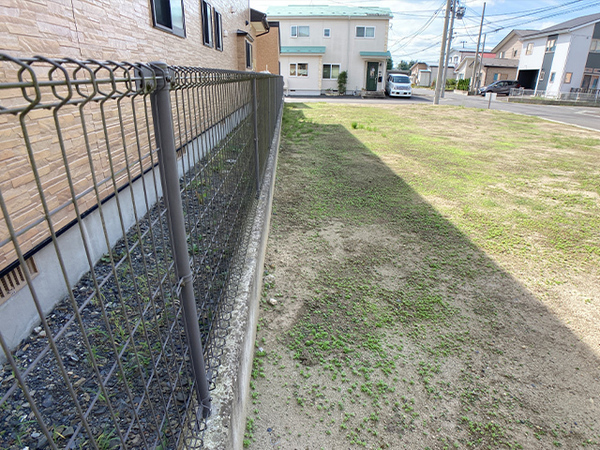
[563, 23, 596, 92]
[281, 55, 323, 95]
[518, 37, 547, 74]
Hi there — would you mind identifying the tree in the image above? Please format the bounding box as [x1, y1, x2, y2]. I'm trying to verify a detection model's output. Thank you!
[397, 60, 417, 71]
[386, 58, 393, 71]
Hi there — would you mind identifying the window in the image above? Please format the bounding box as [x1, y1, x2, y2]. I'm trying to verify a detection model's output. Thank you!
[590, 39, 600, 52]
[564, 72, 573, 83]
[151, 0, 185, 37]
[539, 70, 545, 81]
[291, 25, 309, 37]
[214, 10, 223, 51]
[545, 37, 556, 53]
[323, 64, 340, 79]
[323, 28, 331, 38]
[499, 51, 505, 59]
[512, 49, 518, 57]
[493, 73, 499, 81]
[290, 63, 308, 77]
[525, 43, 534, 55]
[550, 72, 556, 83]
[201, 0, 213, 47]
[245, 41, 252, 69]
[356, 26, 375, 38]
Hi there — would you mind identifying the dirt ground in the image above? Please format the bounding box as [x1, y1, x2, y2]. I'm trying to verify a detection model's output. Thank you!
[244, 104, 600, 450]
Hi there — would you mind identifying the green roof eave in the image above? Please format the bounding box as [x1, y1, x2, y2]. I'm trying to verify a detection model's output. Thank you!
[359, 51, 391, 58]
[281, 46, 326, 54]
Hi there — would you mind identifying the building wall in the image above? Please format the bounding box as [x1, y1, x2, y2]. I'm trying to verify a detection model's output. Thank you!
[564, 23, 596, 91]
[482, 67, 517, 85]
[0, 0, 253, 70]
[272, 16, 390, 94]
[519, 36, 554, 90]
[280, 54, 323, 95]
[496, 35, 523, 60]
[256, 23, 280, 74]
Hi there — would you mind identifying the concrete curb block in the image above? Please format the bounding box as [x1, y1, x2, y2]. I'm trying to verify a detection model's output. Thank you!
[202, 105, 283, 450]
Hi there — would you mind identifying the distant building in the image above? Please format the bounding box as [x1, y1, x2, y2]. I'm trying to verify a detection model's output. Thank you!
[517, 13, 600, 94]
[266, 5, 392, 96]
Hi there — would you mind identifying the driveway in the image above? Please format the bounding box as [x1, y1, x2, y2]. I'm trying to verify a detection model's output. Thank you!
[285, 88, 600, 132]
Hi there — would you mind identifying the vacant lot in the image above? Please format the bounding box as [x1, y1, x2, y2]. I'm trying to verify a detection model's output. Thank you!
[247, 103, 600, 449]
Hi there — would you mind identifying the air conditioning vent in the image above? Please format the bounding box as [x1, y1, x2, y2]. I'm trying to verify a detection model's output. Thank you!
[0, 258, 38, 305]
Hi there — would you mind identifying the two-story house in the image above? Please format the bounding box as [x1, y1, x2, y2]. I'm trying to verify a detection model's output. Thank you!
[266, 5, 393, 96]
[517, 13, 600, 96]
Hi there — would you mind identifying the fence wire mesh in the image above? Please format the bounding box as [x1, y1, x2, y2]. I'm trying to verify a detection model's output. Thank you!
[0, 55, 283, 449]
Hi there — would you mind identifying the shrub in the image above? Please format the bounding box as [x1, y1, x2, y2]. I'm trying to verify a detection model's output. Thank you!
[457, 78, 470, 90]
[337, 71, 348, 96]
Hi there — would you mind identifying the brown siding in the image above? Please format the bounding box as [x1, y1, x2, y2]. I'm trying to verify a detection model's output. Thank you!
[256, 24, 280, 74]
[0, 0, 257, 271]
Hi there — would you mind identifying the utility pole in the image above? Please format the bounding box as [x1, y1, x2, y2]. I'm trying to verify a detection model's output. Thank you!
[478, 33, 487, 88]
[441, 0, 457, 99]
[470, 2, 486, 93]
[434, 0, 452, 105]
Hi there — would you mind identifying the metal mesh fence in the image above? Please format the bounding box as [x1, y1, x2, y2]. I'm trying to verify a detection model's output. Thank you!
[0, 55, 283, 449]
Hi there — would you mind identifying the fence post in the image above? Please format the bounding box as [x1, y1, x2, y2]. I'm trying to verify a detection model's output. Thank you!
[252, 77, 261, 197]
[149, 62, 212, 418]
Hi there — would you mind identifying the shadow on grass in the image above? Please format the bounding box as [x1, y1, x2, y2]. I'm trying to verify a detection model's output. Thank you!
[268, 103, 599, 448]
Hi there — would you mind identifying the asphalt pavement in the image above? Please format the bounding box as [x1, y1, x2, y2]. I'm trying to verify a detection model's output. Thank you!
[285, 88, 600, 132]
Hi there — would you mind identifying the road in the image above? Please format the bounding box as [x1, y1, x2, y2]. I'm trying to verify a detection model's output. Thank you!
[285, 88, 600, 132]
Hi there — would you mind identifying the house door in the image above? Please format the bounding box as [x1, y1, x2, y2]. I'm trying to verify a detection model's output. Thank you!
[366, 62, 378, 91]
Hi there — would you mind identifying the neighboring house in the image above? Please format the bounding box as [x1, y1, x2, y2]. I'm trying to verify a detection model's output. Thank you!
[409, 62, 430, 86]
[486, 29, 537, 84]
[429, 64, 455, 84]
[266, 5, 393, 96]
[517, 13, 600, 95]
[0, 0, 265, 71]
[447, 48, 495, 66]
[454, 55, 495, 82]
[256, 20, 281, 74]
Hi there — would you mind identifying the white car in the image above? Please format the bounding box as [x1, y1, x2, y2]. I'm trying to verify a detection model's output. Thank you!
[386, 74, 412, 98]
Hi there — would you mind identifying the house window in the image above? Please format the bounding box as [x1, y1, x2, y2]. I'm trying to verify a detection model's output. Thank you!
[323, 64, 340, 79]
[493, 73, 499, 81]
[564, 72, 573, 83]
[214, 10, 223, 51]
[290, 63, 308, 77]
[245, 41, 252, 69]
[550, 72, 556, 83]
[499, 51, 505, 59]
[323, 28, 331, 38]
[291, 25, 309, 37]
[525, 43, 534, 55]
[151, 0, 185, 37]
[590, 39, 600, 52]
[545, 37, 556, 53]
[512, 49, 518, 57]
[356, 26, 375, 38]
[201, 0, 213, 47]
[539, 70, 545, 81]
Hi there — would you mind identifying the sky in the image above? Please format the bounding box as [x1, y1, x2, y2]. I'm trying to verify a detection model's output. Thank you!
[248, 0, 600, 65]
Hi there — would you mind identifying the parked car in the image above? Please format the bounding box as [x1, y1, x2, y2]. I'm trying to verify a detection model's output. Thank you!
[479, 80, 521, 96]
[386, 74, 412, 98]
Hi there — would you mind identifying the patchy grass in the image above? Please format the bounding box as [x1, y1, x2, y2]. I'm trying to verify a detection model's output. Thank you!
[248, 103, 600, 449]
